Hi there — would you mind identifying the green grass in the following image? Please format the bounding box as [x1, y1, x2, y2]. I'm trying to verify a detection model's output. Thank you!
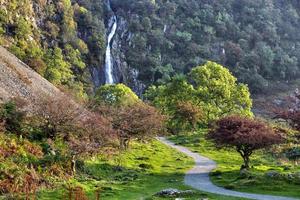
[169, 131, 300, 198]
[37, 139, 247, 200]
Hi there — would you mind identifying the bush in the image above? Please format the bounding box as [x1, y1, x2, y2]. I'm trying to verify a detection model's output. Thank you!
[0, 101, 24, 133]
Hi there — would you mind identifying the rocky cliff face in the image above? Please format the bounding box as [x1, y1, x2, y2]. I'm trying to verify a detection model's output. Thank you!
[110, 16, 145, 96]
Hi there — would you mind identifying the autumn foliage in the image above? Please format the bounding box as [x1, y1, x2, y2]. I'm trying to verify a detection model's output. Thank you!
[98, 102, 165, 150]
[207, 116, 284, 169]
[173, 101, 203, 132]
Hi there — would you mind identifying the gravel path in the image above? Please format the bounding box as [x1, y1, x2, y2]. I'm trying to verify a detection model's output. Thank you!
[158, 137, 299, 200]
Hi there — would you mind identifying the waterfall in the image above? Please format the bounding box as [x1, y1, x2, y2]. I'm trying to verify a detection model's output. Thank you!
[105, 0, 117, 84]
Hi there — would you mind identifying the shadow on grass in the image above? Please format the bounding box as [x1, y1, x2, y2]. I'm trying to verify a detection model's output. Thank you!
[210, 169, 300, 198]
[38, 161, 206, 200]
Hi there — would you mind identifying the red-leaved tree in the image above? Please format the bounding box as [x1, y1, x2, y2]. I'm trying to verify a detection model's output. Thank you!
[207, 116, 284, 169]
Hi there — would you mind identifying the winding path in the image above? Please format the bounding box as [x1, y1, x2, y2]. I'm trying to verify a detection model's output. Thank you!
[158, 137, 299, 200]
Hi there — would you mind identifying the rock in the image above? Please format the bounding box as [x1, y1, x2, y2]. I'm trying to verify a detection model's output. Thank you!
[138, 163, 153, 169]
[211, 170, 222, 176]
[155, 189, 195, 197]
[224, 184, 235, 190]
[286, 173, 294, 180]
[265, 171, 279, 178]
[239, 168, 250, 178]
[216, 175, 222, 179]
[155, 188, 180, 197]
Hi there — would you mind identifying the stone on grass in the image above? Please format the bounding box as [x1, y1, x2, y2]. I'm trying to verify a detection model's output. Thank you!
[155, 188, 195, 197]
[265, 171, 279, 178]
[155, 188, 180, 197]
[239, 168, 251, 178]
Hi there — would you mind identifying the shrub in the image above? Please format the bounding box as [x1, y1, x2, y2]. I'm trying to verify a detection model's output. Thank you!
[0, 101, 25, 133]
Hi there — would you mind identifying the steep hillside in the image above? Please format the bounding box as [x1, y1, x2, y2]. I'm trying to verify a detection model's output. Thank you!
[0, 46, 60, 105]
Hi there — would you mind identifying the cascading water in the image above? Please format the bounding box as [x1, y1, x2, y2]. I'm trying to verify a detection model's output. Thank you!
[105, 0, 117, 84]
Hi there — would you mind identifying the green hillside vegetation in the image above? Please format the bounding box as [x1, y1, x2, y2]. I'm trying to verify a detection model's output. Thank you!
[1, 0, 300, 95]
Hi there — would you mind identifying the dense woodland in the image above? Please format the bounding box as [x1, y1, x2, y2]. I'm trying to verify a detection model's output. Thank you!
[1, 0, 300, 95]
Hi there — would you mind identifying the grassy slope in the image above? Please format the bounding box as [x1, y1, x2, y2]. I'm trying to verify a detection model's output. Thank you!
[38, 140, 246, 200]
[169, 131, 300, 198]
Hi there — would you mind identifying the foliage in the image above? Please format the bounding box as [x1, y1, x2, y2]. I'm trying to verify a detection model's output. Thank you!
[274, 90, 300, 132]
[207, 115, 284, 169]
[172, 101, 203, 133]
[95, 84, 139, 107]
[0, 97, 113, 198]
[31, 94, 82, 139]
[2, 0, 300, 95]
[0, 133, 43, 197]
[98, 101, 165, 150]
[147, 62, 253, 131]
[0, 101, 24, 133]
[190, 61, 253, 121]
[285, 147, 300, 164]
[44, 47, 73, 85]
[110, 0, 300, 93]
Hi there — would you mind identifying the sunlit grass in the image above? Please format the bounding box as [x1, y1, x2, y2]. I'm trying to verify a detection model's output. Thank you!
[169, 131, 300, 198]
[37, 139, 247, 200]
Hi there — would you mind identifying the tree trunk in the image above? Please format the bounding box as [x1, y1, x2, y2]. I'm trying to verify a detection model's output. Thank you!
[71, 155, 76, 176]
[237, 148, 252, 170]
[119, 136, 130, 150]
[242, 155, 250, 169]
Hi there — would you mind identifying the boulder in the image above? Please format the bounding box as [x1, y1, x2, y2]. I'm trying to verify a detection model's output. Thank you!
[155, 188, 195, 197]
[265, 171, 279, 178]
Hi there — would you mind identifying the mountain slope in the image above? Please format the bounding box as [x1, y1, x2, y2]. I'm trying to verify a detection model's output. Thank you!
[0, 46, 60, 104]
[1, 0, 300, 95]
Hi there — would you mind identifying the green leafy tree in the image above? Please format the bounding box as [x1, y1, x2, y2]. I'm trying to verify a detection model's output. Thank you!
[147, 62, 252, 131]
[190, 61, 252, 122]
[95, 84, 139, 107]
[146, 75, 198, 132]
[145, 75, 194, 114]
[65, 44, 86, 70]
[44, 47, 73, 85]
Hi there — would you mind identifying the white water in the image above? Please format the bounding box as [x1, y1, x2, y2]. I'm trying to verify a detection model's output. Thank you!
[105, 1, 117, 84]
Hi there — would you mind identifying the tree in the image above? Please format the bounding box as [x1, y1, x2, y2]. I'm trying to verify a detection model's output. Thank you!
[97, 101, 165, 150]
[274, 89, 300, 132]
[44, 47, 73, 85]
[190, 61, 252, 122]
[273, 90, 300, 162]
[32, 94, 113, 175]
[67, 111, 113, 175]
[32, 94, 83, 139]
[94, 84, 165, 149]
[145, 75, 194, 114]
[207, 115, 284, 169]
[172, 101, 203, 132]
[145, 75, 197, 132]
[95, 84, 139, 107]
